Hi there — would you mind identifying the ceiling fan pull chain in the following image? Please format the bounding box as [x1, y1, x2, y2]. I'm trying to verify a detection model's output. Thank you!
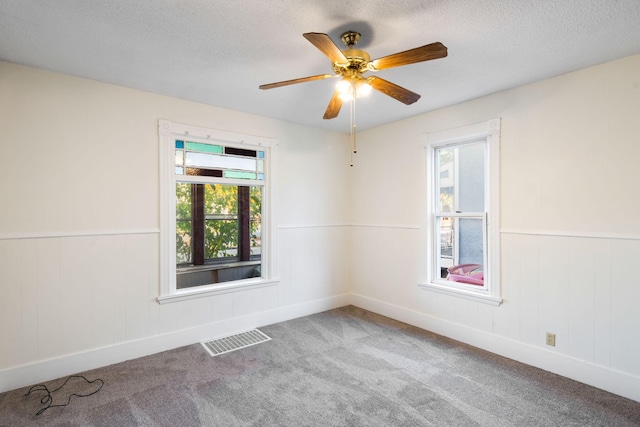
[353, 122, 357, 154]
[350, 86, 356, 166]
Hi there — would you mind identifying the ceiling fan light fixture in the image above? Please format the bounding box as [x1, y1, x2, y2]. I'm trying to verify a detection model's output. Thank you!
[355, 81, 372, 98]
[336, 78, 352, 94]
[336, 77, 371, 101]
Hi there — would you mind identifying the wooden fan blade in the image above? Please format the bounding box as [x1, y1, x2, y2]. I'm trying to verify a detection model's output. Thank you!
[259, 74, 334, 90]
[303, 32, 348, 63]
[371, 42, 447, 71]
[323, 91, 343, 119]
[367, 76, 421, 105]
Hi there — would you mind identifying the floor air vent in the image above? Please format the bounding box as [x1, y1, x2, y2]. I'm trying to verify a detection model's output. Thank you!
[201, 329, 271, 357]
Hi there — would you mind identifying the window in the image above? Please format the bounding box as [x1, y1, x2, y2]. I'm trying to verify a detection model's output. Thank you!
[420, 119, 501, 305]
[158, 121, 277, 303]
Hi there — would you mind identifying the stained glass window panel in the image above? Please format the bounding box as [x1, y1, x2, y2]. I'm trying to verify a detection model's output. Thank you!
[185, 152, 257, 172]
[185, 141, 223, 154]
[224, 170, 257, 180]
[186, 168, 223, 177]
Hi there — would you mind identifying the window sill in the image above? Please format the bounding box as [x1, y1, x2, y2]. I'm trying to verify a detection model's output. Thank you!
[418, 281, 502, 306]
[157, 277, 279, 304]
[176, 260, 260, 274]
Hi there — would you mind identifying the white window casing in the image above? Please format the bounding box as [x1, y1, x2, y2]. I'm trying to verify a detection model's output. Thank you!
[420, 118, 502, 306]
[157, 120, 278, 304]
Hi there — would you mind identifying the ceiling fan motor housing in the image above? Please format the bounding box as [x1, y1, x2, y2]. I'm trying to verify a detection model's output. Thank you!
[333, 49, 371, 75]
[334, 31, 372, 75]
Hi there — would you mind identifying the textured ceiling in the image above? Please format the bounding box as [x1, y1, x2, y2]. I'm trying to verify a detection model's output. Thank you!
[2, 1, 640, 133]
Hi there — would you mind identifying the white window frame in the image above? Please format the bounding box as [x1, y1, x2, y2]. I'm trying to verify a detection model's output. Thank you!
[157, 120, 278, 304]
[420, 119, 502, 306]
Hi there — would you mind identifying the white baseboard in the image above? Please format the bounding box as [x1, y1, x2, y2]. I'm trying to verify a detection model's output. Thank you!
[350, 293, 640, 403]
[0, 293, 351, 393]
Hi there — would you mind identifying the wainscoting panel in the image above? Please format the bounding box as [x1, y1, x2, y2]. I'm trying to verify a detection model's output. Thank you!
[501, 232, 640, 377]
[0, 233, 162, 371]
[0, 223, 352, 392]
[0, 240, 22, 368]
[517, 234, 540, 346]
[277, 225, 351, 307]
[350, 225, 640, 400]
[567, 238, 597, 362]
[610, 239, 640, 375]
[593, 239, 613, 367]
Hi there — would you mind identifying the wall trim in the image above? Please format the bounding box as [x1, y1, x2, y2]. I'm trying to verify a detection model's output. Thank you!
[278, 224, 350, 229]
[0, 294, 351, 393]
[0, 228, 160, 241]
[279, 224, 420, 230]
[350, 223, 420, 230]
[501, 228, 640, 241]
[350, 293, 640, 403]
[157, 278, 280, 304]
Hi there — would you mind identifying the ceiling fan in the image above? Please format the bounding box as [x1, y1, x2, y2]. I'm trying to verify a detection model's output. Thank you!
[259, 31, 448, 119]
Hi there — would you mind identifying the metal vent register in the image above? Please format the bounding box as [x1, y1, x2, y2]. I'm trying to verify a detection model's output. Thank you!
[201, 329, 271, 356]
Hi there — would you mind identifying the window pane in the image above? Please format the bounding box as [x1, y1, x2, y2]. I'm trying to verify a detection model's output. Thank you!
[436, 216, 484, 285]
[458, 143, 485, 212]
[225, 147, 257, 157]
[437, 217, 454, 278]
[204, 184, 238, 259]
[438, 148, 455, 213]
[224, 170, 257, 180]
[459, 217, 484, 265]
[205, 219, 238, 258]
[175, 183, 192, 264]
[446, 263, 484, 286]
[185, 141, 223, 154]
[186, 168, 223, 177]
[250, 186, 262, 257]
[437, 141, 485, 213]
[186, 152, 257, 171]
[175, 183, 263, 288]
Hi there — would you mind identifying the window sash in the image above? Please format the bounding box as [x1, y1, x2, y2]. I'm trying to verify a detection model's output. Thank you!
[176, 183, 261, 266]
[432, 213, 487, 288]
[431, 140, 488, 290]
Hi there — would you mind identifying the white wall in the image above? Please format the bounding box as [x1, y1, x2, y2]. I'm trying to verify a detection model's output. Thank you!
[0, 61, 351, 392]
[350, 54, 640, 402]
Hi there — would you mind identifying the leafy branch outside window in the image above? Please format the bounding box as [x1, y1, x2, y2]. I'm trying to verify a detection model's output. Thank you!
[176, 183, 262, 266]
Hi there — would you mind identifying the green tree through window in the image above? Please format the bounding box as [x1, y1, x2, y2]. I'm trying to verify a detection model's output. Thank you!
[176, 183, 262, 266]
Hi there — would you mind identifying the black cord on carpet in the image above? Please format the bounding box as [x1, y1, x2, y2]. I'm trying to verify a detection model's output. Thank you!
[24, 375, 104, 416]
